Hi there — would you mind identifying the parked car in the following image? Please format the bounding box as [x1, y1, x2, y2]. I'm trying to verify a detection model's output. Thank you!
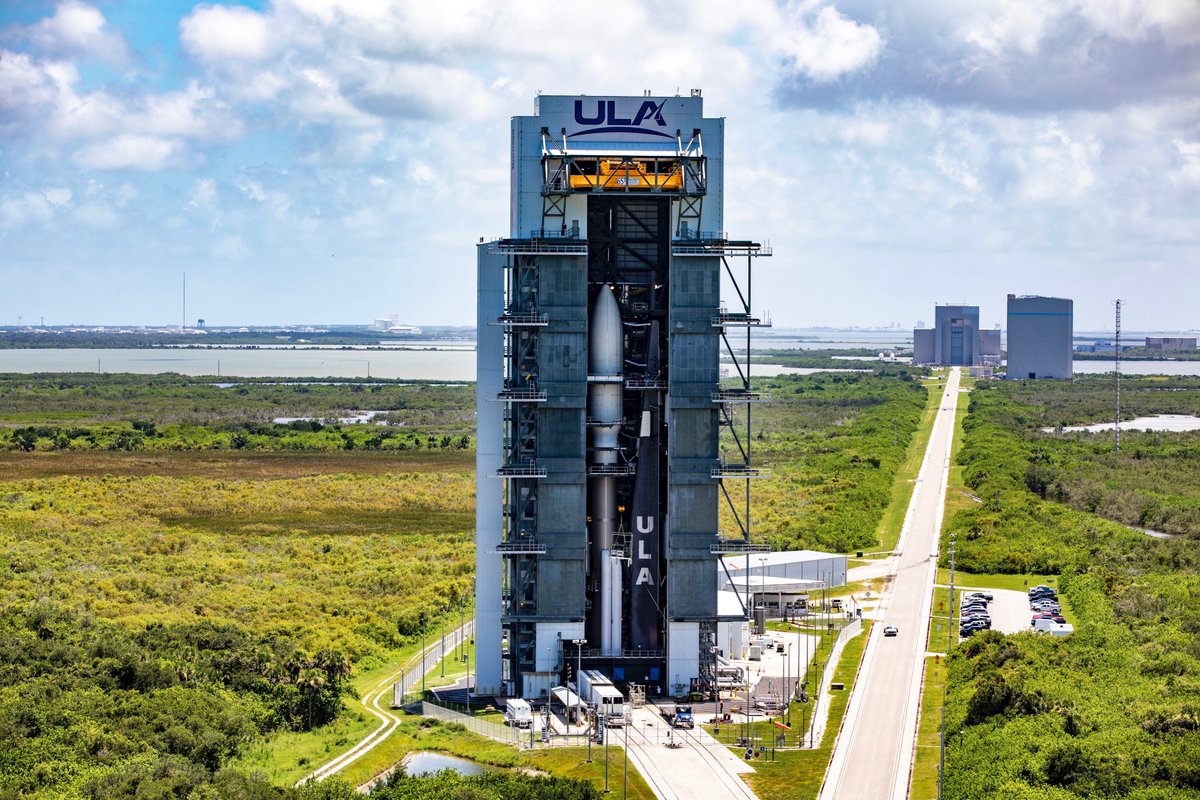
[960, 619, 990, 632]
[1031, 601, 1061, 613]
[961, 611, 991, 621]
[1028, 586, 1057, 598]
[1033, 613, 1066, 624]
[965, 592, 994, 602]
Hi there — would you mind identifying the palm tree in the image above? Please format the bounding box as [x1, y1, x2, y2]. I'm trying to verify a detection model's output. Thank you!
[296, 667, 326, 729]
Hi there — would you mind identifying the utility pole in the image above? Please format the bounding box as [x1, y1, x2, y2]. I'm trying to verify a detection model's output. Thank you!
[940, 533, 956, 800]
[938, 688, 946, 800]
[947, 535, 956, 654]
[1114, 299, 1122, 454]
[440, 606, 446, 678]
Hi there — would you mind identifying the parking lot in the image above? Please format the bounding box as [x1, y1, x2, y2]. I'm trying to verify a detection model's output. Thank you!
[955, 586, 1043, 636]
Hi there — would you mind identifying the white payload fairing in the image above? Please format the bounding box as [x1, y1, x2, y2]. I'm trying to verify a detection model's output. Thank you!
[588, 285, 624, 656]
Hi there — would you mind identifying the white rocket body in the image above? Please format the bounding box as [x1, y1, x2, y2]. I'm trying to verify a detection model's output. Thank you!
[588, 285, 624, 656]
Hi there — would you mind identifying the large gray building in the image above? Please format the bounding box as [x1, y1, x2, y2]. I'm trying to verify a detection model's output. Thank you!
[475, 93, 769, 699]
[912, 305, 984, 366]
[1006, 295, 1073, 379]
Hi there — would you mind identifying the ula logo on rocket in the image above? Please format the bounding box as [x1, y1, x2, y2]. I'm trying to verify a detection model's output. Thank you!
[634, 516, 656, 586]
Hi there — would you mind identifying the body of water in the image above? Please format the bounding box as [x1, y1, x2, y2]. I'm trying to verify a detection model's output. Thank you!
[0, 347, 476, 381]
[1043, 414, 1200, 434]
[1072, 360, 1200, 376]
[3, 335, 1199, 380]
[747, 365, 870, 377]
[400, 752, 489, 778]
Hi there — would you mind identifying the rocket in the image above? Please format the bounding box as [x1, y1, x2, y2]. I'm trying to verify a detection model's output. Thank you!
[588, 285, 623, 656]
[629, 319, 662, 651]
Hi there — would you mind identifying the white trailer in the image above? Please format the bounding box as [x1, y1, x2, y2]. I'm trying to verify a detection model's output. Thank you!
[592, 684, 626, 726]
[575, 669, 626, 726]
[504, 697, 534, 728]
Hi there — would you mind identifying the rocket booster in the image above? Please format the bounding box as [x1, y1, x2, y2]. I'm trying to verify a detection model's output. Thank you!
[588, 285, 623, 656]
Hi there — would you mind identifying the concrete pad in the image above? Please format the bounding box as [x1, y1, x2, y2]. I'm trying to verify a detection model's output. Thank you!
[621, 707, 759, 799]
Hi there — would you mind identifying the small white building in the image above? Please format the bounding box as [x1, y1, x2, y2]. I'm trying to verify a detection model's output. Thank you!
[716, 550, 848, 658]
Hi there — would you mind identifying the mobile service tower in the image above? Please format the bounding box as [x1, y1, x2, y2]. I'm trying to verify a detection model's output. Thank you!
[475, 92, 770, 700]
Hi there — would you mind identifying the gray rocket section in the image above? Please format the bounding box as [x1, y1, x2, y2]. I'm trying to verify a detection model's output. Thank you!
[588, 285, 624, 656]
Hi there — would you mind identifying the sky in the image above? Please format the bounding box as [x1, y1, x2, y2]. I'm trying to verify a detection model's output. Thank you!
[1, 1, 1198, 332]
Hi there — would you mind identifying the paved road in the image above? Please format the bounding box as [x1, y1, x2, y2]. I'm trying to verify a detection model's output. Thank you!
[818, 369, 961, 800]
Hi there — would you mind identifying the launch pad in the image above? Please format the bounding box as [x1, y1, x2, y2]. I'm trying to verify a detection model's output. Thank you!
[476, 93, 770, 699]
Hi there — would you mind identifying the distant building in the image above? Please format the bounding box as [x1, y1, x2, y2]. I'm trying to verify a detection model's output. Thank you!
[912, 305, 984, 366]
[913, 328, 934, 364]
[372, 315, 421, 334]
[1146, 337, 1197, 351]
[1006, 295, 1073, 379]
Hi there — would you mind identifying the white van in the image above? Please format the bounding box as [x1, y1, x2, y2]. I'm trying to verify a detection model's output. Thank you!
[504, 697, 533, 728]
[1032, 618, 1074, 636]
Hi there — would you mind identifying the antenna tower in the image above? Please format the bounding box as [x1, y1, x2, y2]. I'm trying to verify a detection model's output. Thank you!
[182, 272, 187, 332]
[1114, 299, 1121, 454]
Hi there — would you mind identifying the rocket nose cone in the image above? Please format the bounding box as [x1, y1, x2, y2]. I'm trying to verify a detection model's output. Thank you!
[589, 286, 623, 376]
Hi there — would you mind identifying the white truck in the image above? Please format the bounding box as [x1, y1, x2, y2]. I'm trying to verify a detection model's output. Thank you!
[576, 669, 627, 726]
[503, 697, 534, 728]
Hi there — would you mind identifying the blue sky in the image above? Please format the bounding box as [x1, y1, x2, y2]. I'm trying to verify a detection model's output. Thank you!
[1, 1, 1198, 331]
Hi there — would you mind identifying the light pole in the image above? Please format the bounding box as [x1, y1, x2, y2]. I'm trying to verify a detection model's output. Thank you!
[623, 714, 629, 799]
[572, 638, 589, 762]
[603, 718, 610, 793]
[440, 605, 446, 678]
[784, 645, 789, 727]
[758, 557, 768, 630]
[420, 612, 427, 695]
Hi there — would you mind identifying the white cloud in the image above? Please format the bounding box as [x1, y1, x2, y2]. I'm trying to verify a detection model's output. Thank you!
[959, 1, 1055, 57]
[775, 1, 884, 83]
[73, 135, 184, 171]
[408, 161, 435, 186]
[213, 234, 251, 260]
[1174, 138, 1200, 185]
[0, 191, 56, 229]
[180, 5, 277, 63]
[1013, 122, 1101, 202]
[187, 178, 217, 211]
[73, 200, 119, 228]
[1074, 0, 1200, 46]
[234, 173, 291, 216]
[44, 187, 73, 207]
[25, 1, 127, 63]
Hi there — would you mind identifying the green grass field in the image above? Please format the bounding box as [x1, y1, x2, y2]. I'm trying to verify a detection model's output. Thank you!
[871, 376, 943, 554]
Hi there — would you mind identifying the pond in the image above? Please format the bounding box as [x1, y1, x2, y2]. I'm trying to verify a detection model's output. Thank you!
[360, 751, 490, 792]
[400, 751, 490, 778]
[1042, 414, 1200, 434]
